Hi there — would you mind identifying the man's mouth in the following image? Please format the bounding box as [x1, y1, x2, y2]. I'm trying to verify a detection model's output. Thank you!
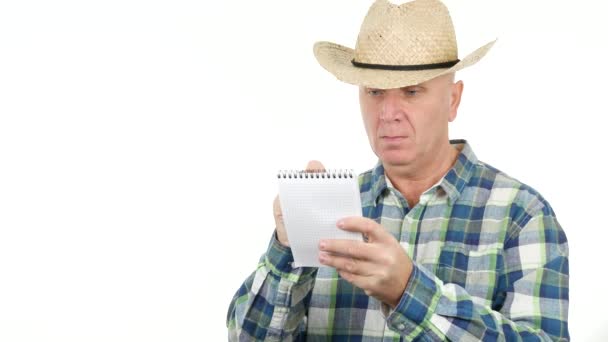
[381, 136, 407, 142]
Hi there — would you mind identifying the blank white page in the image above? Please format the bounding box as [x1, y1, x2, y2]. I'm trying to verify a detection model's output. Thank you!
[277, 170, 363, 267]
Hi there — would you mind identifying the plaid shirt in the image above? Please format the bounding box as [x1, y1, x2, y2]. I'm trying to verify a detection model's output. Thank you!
[227, 140, 569, 341]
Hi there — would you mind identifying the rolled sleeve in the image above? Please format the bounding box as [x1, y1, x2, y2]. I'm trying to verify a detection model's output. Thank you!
[264, 232, 317, 284]
[386, 263, 442, 334]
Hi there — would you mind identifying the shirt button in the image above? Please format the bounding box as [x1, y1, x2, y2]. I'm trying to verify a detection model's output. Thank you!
[397, 323, 406, 330]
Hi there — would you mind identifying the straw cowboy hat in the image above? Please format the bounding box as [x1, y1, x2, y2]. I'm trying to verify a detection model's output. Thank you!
[313, 0, 496, 89]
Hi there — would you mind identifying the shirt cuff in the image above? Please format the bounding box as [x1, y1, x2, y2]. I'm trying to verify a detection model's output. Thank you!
[263, 231, 317, 280]
[386, 263, 442, 334]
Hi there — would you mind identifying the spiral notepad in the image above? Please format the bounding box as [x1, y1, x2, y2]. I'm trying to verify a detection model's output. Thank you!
[277, 169, 363, 267]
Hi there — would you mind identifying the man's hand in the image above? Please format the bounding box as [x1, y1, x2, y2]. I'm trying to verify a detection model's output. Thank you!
[318, 217, 413, 307]
[274, 160, 326, 247]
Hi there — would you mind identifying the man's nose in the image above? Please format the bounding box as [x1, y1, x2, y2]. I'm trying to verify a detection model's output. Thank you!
[380, 91, 403, 122]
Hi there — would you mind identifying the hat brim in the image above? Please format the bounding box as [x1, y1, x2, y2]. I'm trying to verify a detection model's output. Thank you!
[313, 39, 496, 89]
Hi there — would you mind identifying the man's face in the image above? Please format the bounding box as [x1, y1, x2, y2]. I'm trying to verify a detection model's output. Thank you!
[358, 74, 463, 168]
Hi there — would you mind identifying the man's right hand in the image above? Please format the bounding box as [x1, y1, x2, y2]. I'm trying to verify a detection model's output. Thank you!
[274, 160, 326, 247]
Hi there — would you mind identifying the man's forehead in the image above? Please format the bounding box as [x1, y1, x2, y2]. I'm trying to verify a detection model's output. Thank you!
[361, 73, 455, 89]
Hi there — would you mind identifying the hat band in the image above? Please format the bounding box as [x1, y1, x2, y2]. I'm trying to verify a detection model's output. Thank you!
[351, 59, 460, 71]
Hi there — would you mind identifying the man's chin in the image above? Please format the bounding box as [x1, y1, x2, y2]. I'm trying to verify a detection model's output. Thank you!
[379, 151, 416, 167]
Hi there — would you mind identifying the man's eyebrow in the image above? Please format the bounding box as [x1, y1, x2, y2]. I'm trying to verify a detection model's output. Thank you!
[403, 84, 423, 90]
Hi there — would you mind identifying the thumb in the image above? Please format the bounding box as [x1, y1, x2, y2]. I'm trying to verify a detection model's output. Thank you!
[305, 160, 325, 172]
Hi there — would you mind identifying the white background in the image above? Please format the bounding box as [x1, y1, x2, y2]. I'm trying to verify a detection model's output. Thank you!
[1, 0, 606, 340]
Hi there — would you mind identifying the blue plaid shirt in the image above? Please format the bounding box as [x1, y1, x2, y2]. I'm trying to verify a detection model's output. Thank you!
[227, 140, 569, 341]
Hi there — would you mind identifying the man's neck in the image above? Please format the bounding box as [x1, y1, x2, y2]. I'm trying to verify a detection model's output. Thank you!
[384, 142, 461, 208]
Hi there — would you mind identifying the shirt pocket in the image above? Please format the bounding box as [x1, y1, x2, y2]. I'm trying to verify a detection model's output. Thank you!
[434, 244, 503, 304]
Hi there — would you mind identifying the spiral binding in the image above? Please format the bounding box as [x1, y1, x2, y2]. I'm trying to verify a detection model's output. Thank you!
[277, 169, 355, 179]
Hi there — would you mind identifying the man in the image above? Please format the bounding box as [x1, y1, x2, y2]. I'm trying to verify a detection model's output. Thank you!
[227, 0, 569, 340]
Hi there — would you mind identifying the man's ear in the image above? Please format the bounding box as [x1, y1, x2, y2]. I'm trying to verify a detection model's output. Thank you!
[448, 80, 463, 122]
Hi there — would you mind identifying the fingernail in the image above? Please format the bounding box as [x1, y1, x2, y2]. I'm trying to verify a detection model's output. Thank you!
[319, 252, 327, 263]
[319, 241, 326, 250]
[337, 220, 344, 228]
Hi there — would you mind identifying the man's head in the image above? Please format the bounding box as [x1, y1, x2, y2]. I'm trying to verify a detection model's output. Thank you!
[313, 0, 494, 171]
[358, 73, 463, 169]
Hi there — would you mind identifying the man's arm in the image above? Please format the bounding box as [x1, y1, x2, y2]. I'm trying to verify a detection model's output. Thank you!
[321, 208, 569, 341]
[385, 209, 569, 341]
[226, 233, 317, 341]
[227, 160, 325, 341]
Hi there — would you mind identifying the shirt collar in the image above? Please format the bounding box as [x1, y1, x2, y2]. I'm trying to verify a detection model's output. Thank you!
[370, 160, 388, 203]
[369, 139, 478, 205]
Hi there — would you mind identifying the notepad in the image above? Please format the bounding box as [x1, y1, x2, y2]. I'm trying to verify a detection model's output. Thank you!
[277, 169, 363, 267]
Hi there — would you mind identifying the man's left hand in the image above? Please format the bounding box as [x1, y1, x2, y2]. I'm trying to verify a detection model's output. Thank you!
[319, 216, 413, 308]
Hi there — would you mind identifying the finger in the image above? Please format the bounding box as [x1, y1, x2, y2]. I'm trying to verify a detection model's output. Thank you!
[273, 195, 283, 218]
[319, 239, 379, 262]
[273, 195, 285, 227]
[273, 195, 290, 246]
[305, 160, 325, 172]
[318, 251, 375, 276]
[337, 216, 392, 243]
[337, 270, 374, 295]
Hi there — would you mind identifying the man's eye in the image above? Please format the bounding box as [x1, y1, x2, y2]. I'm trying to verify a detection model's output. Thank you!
[405, 89, 419, 96]
[367, 89, 383, 96]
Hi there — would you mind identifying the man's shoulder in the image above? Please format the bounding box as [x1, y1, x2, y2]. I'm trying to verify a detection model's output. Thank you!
[358, 168, 374, 189]
[467, 159, 556, 218]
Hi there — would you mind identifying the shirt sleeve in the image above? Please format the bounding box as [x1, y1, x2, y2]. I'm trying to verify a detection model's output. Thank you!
[384, 208, 569, 341]
[226, 232, 318, 341]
